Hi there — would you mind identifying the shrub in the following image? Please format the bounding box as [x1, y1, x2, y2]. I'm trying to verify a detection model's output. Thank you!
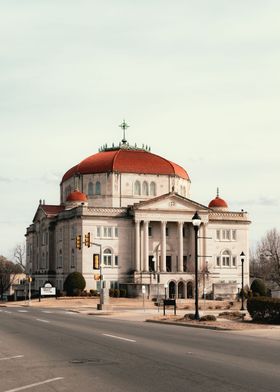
[247, 297, 280, 324]
[63, 272, 86, 296]
[250, 279, 267, 297]
[184, 313, 196, 320]
[200, 315, 216, 322]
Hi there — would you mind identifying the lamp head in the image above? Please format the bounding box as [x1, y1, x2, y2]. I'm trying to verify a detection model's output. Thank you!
[192, 211, 202, 227]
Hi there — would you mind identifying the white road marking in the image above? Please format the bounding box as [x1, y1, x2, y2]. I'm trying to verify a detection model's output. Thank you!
[35, 318, 50, 323]
[102, 333, 136, 342]
[0, 355, 24, 361]
[3, 377, 64, 392]
[41, 310, 53, 313]
[4, 311, 12, 314]
[17, 310, 28, 313]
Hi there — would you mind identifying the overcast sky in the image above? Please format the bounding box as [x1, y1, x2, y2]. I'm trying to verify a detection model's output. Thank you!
[1, 1, 280, 258]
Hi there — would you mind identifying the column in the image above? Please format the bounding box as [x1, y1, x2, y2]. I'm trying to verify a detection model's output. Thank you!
[143, 220, 149, 272]
[178, 221, 184, 272]
[135, 220, 140, 272]
[161, 221, 166, 272]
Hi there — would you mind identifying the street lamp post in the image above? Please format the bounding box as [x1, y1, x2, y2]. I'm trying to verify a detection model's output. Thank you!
[164, 283, 168, 300]
[240, 252, 245, 311]
[192, 211, 202, 320]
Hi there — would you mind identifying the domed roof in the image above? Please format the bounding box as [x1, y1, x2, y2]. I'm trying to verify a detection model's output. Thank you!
[208, 189, 228, 209]
[62, 147, 189, 183]
[66, 190, 88, 202]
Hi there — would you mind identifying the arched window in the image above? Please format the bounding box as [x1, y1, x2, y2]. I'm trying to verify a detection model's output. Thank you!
[88, 182, 93, 196]
[103, 248, 112, 266]
[143, 181, 149, 196]
[65, 185, 71, 200]
[222, 250, 231, 267]
[150, 182, 156, 196]
[95, 181, 101, 195]
[134, 181, 141, 195]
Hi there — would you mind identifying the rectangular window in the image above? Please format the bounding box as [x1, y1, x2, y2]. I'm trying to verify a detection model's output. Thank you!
[115, 227, 118, 237]
[108, 227, 112, 237]
[148, 227, 152, 237]
[232, 230, 236, 240]
[97, 226, 101, 237]
[216, 256, 220, 267]
[216, 230, 220, 240]
[226, 230, 230, 240]
[103, 227, 108, 237]
[232, 256, 236, 267]
[115, 255, 118, 266]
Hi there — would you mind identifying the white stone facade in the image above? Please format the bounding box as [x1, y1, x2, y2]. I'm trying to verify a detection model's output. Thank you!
[26, 145, 250, 300]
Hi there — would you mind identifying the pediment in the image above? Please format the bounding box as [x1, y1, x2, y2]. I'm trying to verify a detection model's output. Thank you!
[133, 193, 208, 212]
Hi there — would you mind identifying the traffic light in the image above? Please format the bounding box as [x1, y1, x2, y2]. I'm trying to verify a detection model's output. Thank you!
[75, 235, 82, 250]
[93, 253, 100, 269]
[84, 232, 91, 247]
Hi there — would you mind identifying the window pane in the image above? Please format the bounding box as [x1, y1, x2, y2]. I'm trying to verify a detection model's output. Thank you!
[115, 227, 118, 237]
[108, 227, 112, 237]
[115, 255, 118, 266]
[232, 230, 236, 240]
[216, 230, 220, 240]
[95, 181, 101, 195]
[216, 256, 220, 266]
[97, 227, 101, 237]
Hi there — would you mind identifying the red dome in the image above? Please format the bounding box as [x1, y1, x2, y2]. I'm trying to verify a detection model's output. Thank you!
[62, 148, 189, 182]
[66, 190, 88, 202]
[208, 196, 228, 209]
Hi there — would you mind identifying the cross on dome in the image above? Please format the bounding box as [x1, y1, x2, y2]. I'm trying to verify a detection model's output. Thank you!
[119, 119, 129, 144]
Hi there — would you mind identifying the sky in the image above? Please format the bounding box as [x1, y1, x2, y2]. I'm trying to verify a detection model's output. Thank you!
[1, 0, 280, 259]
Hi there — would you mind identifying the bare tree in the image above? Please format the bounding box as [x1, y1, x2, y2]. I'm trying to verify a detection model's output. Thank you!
[13, 243, 26, 272]
[255, 228, 280, 287]
[0, 256, 22, 300]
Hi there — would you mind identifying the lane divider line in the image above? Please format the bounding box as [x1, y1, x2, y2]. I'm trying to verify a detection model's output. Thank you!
[3, 377, 64, 392]
[0, 355, 24, 361]
[102, 333, 136, 342]
[35, 318, 50, 323]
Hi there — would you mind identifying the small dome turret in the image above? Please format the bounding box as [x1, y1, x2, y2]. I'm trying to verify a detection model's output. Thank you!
[208, 188, 228, 210]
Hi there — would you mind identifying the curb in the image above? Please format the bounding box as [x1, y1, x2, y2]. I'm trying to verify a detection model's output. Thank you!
[146, 319, 232, 331]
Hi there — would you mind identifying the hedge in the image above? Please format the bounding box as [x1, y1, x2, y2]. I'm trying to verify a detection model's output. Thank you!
[247, 297, 280, 324]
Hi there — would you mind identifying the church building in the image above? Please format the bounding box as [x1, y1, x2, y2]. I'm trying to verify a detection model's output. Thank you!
[25, 123, 250, 299]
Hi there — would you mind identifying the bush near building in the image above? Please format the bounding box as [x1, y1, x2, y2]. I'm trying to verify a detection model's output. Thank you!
[63, 272, 86, 296]
[247, 297, 280, 324]
[250, 279, 267, 297]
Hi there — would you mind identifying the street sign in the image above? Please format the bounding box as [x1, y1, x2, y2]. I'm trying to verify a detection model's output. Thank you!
[142, 285, 146, 294]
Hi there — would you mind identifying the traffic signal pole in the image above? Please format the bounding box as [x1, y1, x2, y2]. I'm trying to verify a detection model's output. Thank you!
[76, 234, 104, 309]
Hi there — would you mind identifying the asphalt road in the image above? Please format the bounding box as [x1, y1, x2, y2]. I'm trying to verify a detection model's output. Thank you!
[0, 306, 279, 392]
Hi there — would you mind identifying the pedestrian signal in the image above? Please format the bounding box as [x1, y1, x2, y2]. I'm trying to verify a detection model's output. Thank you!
[75, 235, 82, 250]
[84, 232, 91, 247]
[93, 254, 100, 269]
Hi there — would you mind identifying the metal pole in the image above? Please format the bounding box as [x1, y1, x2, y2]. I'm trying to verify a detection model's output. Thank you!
[241, 259, 244, 311]
[28, 279, 31, 306]
[194, 226, 200, 320]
